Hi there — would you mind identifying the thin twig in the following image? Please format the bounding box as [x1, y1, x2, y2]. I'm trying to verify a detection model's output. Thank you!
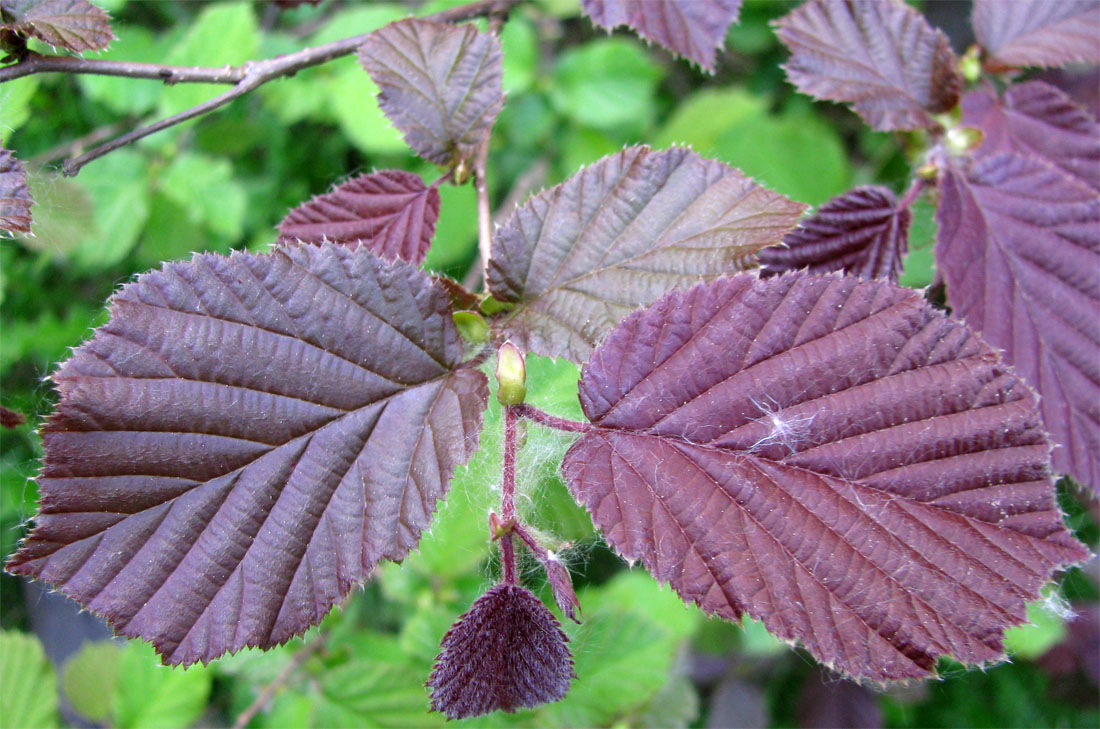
[232, 634, 326, 729]
[0, 0, 522, 176]
[29, 120, 130, 165]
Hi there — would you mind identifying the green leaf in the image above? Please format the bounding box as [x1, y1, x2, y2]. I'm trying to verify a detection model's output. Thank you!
[654, 87, 769, 155]
[538, 572, 701, 726]
[636, 675, 699, 729]
[898, 195, 936, 289]
[422, 180, 477, 275]
[113, 641, 212, 729]
[550, 38, 664, 131]
[0, 630, 58, 729]
[501, 13, 538, 94]
[158, 2, 259, 119]
[313, 660, 446, 728]
[78, 26, 161, 115]
[328, 62, 409, 156]
[0, 77, 39, 145]
[73, 149, 151, 269]
[62, 641, 120, 723]
[157, 152, 246, 240]
[133, 193, 211, 269]
[713, 106, 850, 205]
[1004, 594, 1070, 659]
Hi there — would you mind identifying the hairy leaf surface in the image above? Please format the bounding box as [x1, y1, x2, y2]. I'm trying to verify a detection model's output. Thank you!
[936, 152, 1100, 492]
[277, 170, 440, 265]
[427, 584, 573, 718]
[358, 18, 503, 167]
[0, 146, 32, 234]
[563, 273, 1089, 681]
[961, 81, 1100, 193]
[580, 0, 743, 72]
[6, 244, 489, 664]
[1, 0, 114, 52]
[972, 0, 1100, 70]
[774, 0, 961, 131]
[486, 146, 806, 363]
[759, 185, 910, 281]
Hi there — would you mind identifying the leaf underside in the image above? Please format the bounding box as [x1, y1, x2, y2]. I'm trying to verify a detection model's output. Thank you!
[961, 81, 1100, 193]
[759, 185, 910, 281]
[563, 273, 1089, 681]
[580, 0, 743, 72]
[0, 146, 33, 234]
[774, 0, 961, 131]
[972, 0, 1100, 70]
[486, 145, 806, 363]
[427, 584, 574, 719]
[1, 0, 114, 52]
[358, 18, 503, 167]
[277, 170, 441, 265]
[936, 152, 1100, 493]
[6, 245, 488, 665]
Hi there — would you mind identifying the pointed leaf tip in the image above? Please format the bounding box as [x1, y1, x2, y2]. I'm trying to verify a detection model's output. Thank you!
[358, 18, 503, 168]
[427, 584, 574, 718]
[759, 185, 911, 282]
[580, 0, 743, 72]
[6, 244, 489, 665]
[277, 169, 441, 265]
[774, 0, 961, 131]
[564, 272, 1089, 682]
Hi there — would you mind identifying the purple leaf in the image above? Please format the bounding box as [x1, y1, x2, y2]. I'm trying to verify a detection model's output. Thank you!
[6, 244, 489, 665]
[427, 583, 574, 718]
[486, 146, 806, 363]
[759, 185, 910, 281]
[277, 170, 440, 265]
[774, 0, 962, 131]
[936, 152, 1100, 492]
[961, 81, 1100, 193]
[544, 555, 580, 623]
[563, 272, 1089, 681]
[358, 18, 503, 168]
[580, 0, 743, 72]
[0, 145, 32, 234]
[1, 0, 114, 53]
[972, 0, 1100, 71]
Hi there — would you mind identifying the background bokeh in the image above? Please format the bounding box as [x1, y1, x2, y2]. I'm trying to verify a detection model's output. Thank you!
[2, 1, 1097, 727]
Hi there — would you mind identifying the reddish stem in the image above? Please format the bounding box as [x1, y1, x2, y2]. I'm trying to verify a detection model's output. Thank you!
[898, 175, 929, 211]
[500, 406, 518, 584]
[513, 403, 590, 433]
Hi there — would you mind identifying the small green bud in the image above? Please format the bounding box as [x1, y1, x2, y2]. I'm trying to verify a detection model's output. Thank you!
[959, 45, 982, 84]
[479, 295, 512, 316]
[495, 341, 526, 406]
[452, 310, 490, 345]
[945, 125, 984, 156]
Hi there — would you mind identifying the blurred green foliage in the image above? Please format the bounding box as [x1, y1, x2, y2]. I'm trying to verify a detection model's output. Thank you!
[1, 1, 1096, 728]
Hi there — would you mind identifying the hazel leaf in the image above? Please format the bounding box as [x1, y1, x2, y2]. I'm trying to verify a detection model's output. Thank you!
[936, 152, 1100, 492]
[960, 80, 1100, 193]
[972, 0, 1100, 71]
[0, 145, 32, 234]
[486, 145, 806, 363]
[758, 185, 910, 281]
[427, 583, 574, 718]
[1, 0, 114, 53]
[6, 244, 489, 665]
[563, 272, 1089, 682]
[580, 0, 743, 72]
[277, 170, 441, 265]
[774, 0, 962, 131]
[358, 18, 503, 168]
